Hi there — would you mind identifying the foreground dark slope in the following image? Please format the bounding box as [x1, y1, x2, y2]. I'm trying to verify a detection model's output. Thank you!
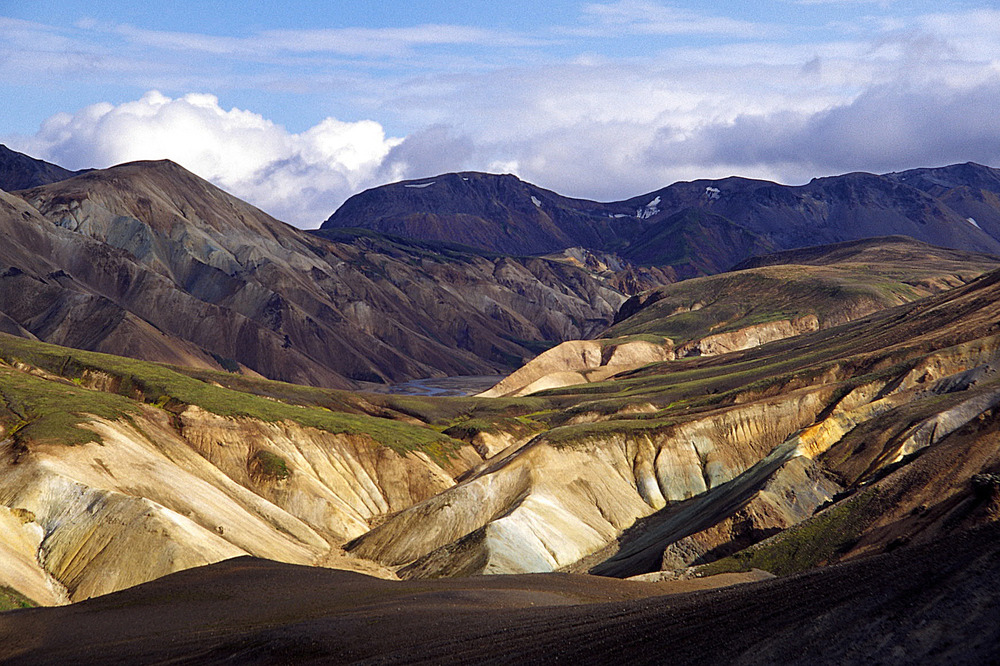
[5, 157, 624, 385]
[2, 521, 998, 665]
[323, 163, 1000, 275]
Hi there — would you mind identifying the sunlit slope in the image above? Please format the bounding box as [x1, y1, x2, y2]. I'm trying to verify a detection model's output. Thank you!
[349, 267, 1000, 578]
[0, 333, 484, 604]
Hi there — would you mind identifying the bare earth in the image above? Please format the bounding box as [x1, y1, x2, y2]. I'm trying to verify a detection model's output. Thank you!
[1, 522, 998, 665]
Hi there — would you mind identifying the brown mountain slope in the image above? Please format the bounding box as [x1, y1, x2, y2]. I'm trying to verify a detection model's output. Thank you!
[0, 187, 351, 387]
[8, 160, 625, 385]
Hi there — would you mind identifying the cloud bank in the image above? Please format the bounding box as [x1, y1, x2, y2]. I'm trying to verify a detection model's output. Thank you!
[4, 5, 1000, 226]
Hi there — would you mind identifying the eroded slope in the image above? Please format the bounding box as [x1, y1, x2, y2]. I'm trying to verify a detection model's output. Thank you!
[0, 335, 482, 604]
[348, 267, 1000, 579]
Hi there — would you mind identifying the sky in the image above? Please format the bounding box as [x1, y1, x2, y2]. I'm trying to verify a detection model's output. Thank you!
[2, 0, 999, 228]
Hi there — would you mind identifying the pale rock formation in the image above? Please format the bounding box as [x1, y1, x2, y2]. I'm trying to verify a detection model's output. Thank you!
[0, 406, 477, 603]
[349, 387, 833, 577]
[677, 315, 820, 357]
[479, 338, 674, 398]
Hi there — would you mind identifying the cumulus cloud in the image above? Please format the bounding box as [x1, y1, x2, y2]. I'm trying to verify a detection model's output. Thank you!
[375, 125, 477, 184]
[12, 91, 402, 226]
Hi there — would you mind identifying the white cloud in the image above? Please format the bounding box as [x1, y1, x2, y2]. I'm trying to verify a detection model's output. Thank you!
[647, 77, 1000, 179]
[5, 6, 1000, 224]
[10, 91, 401, 227]
[574, 1, 774, 37]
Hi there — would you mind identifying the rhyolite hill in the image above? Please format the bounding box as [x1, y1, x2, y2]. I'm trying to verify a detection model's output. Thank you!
[0, 147, 625, 387]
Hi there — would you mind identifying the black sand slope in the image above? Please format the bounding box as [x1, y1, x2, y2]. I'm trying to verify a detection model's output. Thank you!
[2, 522, 999, 665]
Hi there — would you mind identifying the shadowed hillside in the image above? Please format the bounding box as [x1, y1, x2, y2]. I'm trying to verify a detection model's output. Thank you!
[2, 523, 998, 664]
[323, 165, 1000, 276]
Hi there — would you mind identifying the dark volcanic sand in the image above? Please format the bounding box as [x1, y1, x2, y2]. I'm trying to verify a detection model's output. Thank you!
[2, 522, 999, 665]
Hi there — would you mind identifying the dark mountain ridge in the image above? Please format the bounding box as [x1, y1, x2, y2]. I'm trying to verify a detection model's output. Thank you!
[324, 163, 1000, 276]
[325, 171, 639, 257]
[0, 144, 84, 191]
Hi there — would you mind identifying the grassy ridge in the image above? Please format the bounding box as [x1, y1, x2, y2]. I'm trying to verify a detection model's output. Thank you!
[604, 253, 998, 346]
[0, 334, 464, 461]
[605, 266, 916, 343]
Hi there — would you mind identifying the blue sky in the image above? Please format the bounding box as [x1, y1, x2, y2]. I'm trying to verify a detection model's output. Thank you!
[2, 1, 999, 226]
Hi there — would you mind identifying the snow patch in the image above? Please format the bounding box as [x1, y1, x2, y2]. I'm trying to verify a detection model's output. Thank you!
[705, 186, 721, 200]
[531, 195, 542, 207]
[636, 196, 661, 219]
[968, 217, 983, 229]
[404, 181, 435, 189]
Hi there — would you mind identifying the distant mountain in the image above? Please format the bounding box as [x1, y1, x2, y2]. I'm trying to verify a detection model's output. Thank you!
[4, 158, 625, 386]
[0, 144, 83, 191]
[323, 164, 1000, 275]
[888, 162, 1000, 242]
[324, 171, 639, 257]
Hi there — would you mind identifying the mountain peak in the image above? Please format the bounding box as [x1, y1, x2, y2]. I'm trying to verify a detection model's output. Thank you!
[17, 157, 290, 241]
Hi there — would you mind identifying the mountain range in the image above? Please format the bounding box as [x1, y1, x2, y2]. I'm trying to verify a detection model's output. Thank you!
[0, 148, 625, 387]
[2, 144, 1000, 663]
[324, 164, 1000, 277]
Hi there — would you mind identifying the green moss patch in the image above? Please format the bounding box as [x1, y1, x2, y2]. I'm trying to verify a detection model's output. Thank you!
[249, 450, 290, 480]
[697, 490, 878, 577]
[0, 586, 37, 611]
[0, 334, 464, 463]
